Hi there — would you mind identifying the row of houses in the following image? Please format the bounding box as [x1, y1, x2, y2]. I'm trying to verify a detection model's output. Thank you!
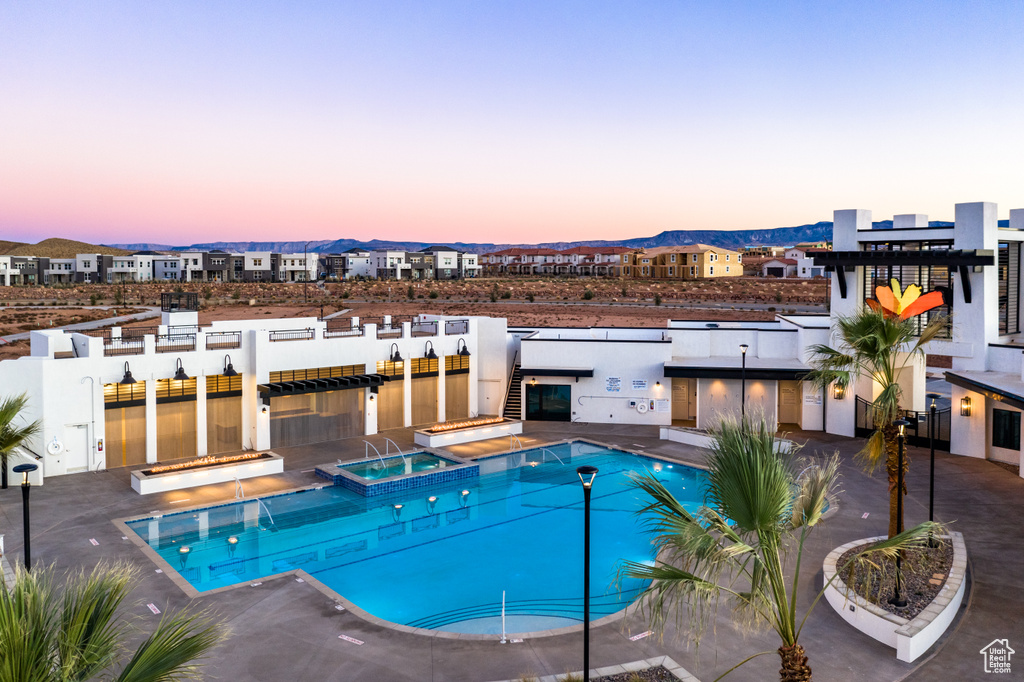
[0, 246, 482, 286]
[480, 244, 748, 279]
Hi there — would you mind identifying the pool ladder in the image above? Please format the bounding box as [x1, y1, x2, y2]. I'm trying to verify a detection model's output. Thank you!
[234, 478, 277, 529]
[364, 439, 408, 469]
[509, 434, 523, 451]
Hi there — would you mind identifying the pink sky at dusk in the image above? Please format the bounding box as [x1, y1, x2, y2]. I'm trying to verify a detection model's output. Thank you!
[3, 2, 1024, 247]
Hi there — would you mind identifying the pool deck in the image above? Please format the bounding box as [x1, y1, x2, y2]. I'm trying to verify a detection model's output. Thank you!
[0, 422, 1020, 681]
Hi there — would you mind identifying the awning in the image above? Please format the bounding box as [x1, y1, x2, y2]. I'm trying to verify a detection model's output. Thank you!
[812, 249, 994, 302]
[663, 366, 809, 380]
[520, 367, 594, 378]
[944, 371, 1024, 411]
[258, 374, 384, 397]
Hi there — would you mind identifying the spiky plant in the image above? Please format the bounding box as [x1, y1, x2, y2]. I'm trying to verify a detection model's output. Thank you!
[0, 393, 42, 490]
[622, 417, 941, 682]
[805, 306, 947, 538]
[0, 562, 226, 682]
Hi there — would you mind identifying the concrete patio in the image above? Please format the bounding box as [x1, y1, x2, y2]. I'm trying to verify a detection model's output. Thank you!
[0, 422, 1019, 681]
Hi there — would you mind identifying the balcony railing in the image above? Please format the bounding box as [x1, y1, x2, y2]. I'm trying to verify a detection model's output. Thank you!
[205, 331, 241, 350]
[376, 325, 403, 339]
[269, 328, 314, 342]
[103, 338, 145, 357]
[410, 320, 438, 337]
[324, 319, 363, 339]
[155, 333, 196, 353]
[444, 319, 468, 335]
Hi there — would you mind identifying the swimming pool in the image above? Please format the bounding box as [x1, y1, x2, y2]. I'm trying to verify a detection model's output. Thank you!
[340, 452, 456, 480]
[123, 441, 706, 634]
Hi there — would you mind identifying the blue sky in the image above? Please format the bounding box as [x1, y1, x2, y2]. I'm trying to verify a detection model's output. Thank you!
[2, 1, 1023, 244]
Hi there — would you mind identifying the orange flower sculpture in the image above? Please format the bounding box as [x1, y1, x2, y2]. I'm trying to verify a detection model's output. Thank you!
[867, 279, 945, 320]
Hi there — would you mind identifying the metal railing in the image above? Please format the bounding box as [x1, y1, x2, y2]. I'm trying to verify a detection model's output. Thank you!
[103, 338, 145, 357]
[854, 397, 951, 450]
[205, 331, 241, 350]
[155, 332, 196, 353]
[445, 319, 468, 335]
[324, 326, 363, 339]
[122, 326, 158, 338]
[269, 328, 314, 342]
[410, 320, 438, 337]
[376, 325, 404, 339]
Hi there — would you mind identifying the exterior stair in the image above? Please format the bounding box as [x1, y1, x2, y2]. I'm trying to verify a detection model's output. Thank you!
[503, 363, 522, 419]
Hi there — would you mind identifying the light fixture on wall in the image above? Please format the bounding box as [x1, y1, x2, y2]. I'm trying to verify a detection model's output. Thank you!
[457, 338, 470, 357]
[261, 405, 268, 415]
[530, 377, 537, 386]
[833, 383, 845, 400]
[223, 354, 238, 377]
[389, 342, 403, 363]
[120, 361, 137, 385]
[960, 396, 972, 417]
[655, 381, 661, 388]
[424, 340, 438, 360]
[172, 358, 189, 381]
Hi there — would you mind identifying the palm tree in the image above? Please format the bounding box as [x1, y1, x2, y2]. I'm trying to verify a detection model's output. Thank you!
[805, 305, 946, 538]
[0, 393, 42, 490]
[622, 417, 939, 682]
[0, 562, 226, 682]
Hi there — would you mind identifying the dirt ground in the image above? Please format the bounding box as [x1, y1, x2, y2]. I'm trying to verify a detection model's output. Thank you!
[0, 277, 827, 360]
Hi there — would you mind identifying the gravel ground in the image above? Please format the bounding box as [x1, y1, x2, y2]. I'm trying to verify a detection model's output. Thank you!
[836, 540, 954, 619]
[594, 666, 677, 681]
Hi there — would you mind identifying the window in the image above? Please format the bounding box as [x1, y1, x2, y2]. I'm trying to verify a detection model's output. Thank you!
[83, 261, 91, 268]
[692, 254, 698, 263]
[690, 266, 695, 276]
[624, 255, 630, 264]
[670, 254, 676, 263]
[726, 254, 730, 261]
[726, 266, 730, 273]
[642, 266, 649, 275]
[624, 266, 630, 275]
[993, 409, 1021, 450]
[709, 266, 714, 275]
[253, 259, 262, 266]
[668, 267, 674, 276]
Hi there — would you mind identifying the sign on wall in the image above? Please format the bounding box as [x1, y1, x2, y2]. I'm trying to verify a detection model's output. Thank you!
[655, 399, 670, 413]
[804, 393, 821, 405]
[632, 379, 648, 390]
[606, 377, 621, 393]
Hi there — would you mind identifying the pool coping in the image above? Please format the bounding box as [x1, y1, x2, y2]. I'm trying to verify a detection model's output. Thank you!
[112, 436, 836, 641]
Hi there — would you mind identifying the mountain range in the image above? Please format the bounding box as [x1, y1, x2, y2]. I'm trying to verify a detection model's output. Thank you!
[110, 219, 973, 254]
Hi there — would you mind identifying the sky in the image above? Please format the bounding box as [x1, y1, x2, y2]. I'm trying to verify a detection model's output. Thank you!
[2, 1, 1024, 246]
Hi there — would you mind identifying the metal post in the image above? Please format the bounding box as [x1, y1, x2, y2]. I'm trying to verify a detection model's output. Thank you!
[577, 465, 598, 682]
[13, 463, 37, 571]
[926, 393, 940, 547]
[739, 344, 748, 421]
[304, 242, 309, 304]
[889, 420, 908, 608]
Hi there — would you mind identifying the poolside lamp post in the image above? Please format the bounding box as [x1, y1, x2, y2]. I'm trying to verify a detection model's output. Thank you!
[577, 465, 598, 682]
[926, 392, 941, 547]
[13, 463, 37, 571]
[739, 344, 749, 421]
[889, 418, 910, 608]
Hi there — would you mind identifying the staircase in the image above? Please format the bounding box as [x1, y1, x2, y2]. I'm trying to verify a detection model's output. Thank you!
[503, 363, 522, 419]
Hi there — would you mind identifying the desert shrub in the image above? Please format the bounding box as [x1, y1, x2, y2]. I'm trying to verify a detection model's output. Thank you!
[582, 288, 594, 300]
[429, 289, 439, 299]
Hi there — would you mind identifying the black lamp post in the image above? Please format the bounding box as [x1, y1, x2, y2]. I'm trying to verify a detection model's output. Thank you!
[889, 418, 910, 608]
[304, 241, 310, 304]
[13, 462, 38, 571]
[739, 344, 749, 421]
[926, 392, 941, 547]
[577, 465, 598, 682]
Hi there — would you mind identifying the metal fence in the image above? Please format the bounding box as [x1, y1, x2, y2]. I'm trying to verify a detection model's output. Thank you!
[205, 331, 241, 350]
[155, 332, 196, 353]
[410, 320, 438, 337]
[444, 319, 468, 335]
[103, 338, 145, 357]
[269, 328, 314, 342]
[855, 397, 951, 450]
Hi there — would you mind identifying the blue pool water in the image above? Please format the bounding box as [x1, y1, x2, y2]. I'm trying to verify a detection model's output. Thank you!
[125, 442, 706, 633]
[340, 452, 456, 480]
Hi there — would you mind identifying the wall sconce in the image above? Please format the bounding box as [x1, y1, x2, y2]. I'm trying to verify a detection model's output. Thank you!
[173, 358, 189, 381]
[960, 396, 972, 417]
[457, 338, 470, 357]
[833, 383, 845, 400]
[368, 394, 375, 402]
[390, 342, 403, 362]
[261, 405, 269, 415]
[655, 381, 661, 388]
[530, 377, 537, 386]
[424, 340, 438, 360]
[223, 354, 238, 377]
[120, 361, 137, 385]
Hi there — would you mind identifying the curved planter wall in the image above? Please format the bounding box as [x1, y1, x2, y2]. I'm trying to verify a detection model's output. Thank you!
[823, 532, 966, 663]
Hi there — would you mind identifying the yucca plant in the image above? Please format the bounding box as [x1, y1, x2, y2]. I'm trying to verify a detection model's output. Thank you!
[805, 306, 947, 538]
[0, 562, 226, 682]
[0, 393, 42, 490]
[622, 417, 941, 682]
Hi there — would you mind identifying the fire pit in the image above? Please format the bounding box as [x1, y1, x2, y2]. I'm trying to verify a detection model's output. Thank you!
[131, 451, 284, 495]
[414, 417, 522, 447]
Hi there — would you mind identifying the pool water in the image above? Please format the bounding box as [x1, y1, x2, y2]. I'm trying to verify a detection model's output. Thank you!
[341, 452, 456, 480]
[125, 442, 705, 634]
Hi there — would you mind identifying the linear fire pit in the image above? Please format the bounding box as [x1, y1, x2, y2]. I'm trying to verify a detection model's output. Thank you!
[414, 417, 522, 447]
[130, 452, 284, 495]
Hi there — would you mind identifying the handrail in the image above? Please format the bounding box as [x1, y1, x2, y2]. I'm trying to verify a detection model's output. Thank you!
[256, 498, 276, 527]
[364, 440, 386, 468]
[382, 438, 407, 466]
[510, 434, 523, 451]
[540, 447, 564, 465]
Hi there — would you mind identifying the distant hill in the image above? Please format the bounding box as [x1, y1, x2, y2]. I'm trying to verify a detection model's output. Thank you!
[107, 217, 990, 255]
[2, 238, 130, 258]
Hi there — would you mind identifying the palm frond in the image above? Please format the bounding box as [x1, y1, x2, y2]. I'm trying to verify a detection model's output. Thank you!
[115, 609, 227, 682]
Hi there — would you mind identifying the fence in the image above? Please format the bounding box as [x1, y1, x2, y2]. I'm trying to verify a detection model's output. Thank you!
[205, 331, 241, 350]
[410, 320, 438, 337]
[855, 397, 951, 450]
[269, 328, 314, 342]
[444, 319, 468, 335]
[155, 332, 196, 353]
